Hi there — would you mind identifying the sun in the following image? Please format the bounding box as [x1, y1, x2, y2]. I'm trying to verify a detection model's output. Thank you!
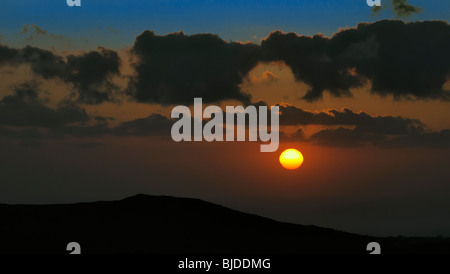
[279, 149, 304, 170]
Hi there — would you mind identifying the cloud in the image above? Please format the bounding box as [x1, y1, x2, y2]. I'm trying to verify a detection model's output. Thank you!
[391, 0, 422, 17]
[280, 128, 306, 142]
[0, 98, 445, 149]
[0, 44, 121, 104]
[3, 20, 450, 105]
[0, 126, 44, 139]
[261, 20, 450, 101]
[107, 27, 119, 35]
[378, 129, 450, 148]
[0, 82, 90, 128]
[48, 113, 173, 138]
[261, 31, 359, 101]
[65, 47, 121, 104]
[282, 123, 450, 148]
[308, 127, 383, 147]
[128, 30, 261, 105]
[0, 44, 19, 65]
[372, 0, 422, 18]
[277, 104, 450, 148]
[307, 127, 450, 148]
[21, 24, 47, 35]
[20, 24, 74, 49]
[20, 46, 67, 79]
[261, 71, 277, 82]
[112, 114, 173, 136]
[48, 123, 110, 138]
[278, 104, 424, 135]
[249, 70, 278, 84]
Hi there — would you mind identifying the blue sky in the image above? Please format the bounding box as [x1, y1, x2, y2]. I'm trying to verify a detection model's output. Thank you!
[0, 0, 449, 49]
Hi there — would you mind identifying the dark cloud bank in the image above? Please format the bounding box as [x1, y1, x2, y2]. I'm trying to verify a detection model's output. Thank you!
[128, 20, 450, 104]
[0, 81, 89, 128]
[278, 104, 450, 148]
[6, 101, 447, 149]
[2, 20, 450, 105]
[47, 113, 172, 139]
[0, 44, 120, 104]
[261, 20, 450, 101]
[127, 30, 261, 105]
[1, 20, 450, 148]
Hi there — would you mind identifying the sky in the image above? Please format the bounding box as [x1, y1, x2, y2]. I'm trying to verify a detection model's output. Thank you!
[1, 0, 449, 49]
[0, 0, 450, 237]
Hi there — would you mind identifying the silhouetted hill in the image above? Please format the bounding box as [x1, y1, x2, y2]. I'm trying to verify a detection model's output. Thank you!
[0, 194, 448, 254]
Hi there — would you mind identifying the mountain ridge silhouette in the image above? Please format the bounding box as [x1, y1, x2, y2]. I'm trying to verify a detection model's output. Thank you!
[0, 194, 448, 254]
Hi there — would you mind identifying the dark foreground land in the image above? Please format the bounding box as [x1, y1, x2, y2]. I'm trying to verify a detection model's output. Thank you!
[0, 194, 448, 254]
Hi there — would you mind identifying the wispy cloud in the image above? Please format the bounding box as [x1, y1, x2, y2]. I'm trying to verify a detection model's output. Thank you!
[372, 0, 422, 17]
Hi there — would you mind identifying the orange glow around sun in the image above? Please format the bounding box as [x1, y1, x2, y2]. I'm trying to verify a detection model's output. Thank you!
[279, 149, 304, 170]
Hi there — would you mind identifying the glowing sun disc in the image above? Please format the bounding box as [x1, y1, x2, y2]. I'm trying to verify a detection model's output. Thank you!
[279, 149, 304, 170]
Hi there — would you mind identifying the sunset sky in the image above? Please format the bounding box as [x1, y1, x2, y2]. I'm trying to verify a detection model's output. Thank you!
[0, 0, 450, 237]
